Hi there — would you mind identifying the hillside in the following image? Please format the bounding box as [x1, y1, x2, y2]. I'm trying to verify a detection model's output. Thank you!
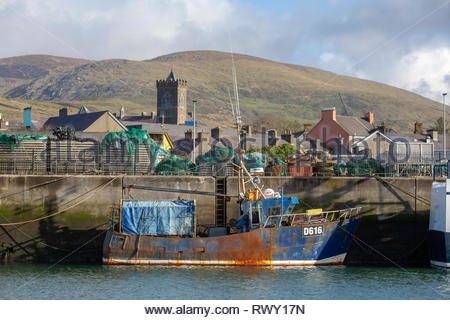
[0, 51, 443, 132]
[0, 55, 91, 95]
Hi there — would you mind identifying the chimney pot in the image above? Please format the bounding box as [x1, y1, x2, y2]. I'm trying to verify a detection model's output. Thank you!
[322, 108, 336, 121]
[59, 107, 68, 117]
[365, 112, 374, 124]
[304, 123, 312, 132]
[414, 121, 424, 134]
[211, 127, 222, 140]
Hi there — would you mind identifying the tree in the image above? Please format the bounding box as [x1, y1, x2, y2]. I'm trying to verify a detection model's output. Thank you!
[247, 144, 296, 162]
[432, 117, 449, 134]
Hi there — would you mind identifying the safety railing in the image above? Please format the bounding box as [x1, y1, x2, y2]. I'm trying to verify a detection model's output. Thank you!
[263, 207, 361, 228]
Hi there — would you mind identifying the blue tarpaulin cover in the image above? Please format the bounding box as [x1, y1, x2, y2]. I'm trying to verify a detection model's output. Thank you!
[121, 200, 195, 236]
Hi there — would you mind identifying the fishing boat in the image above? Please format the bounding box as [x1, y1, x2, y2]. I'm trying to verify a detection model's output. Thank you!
[102, 51, 362, 266]
[429, 177, 450, 268]
[102, 185, 362, 266]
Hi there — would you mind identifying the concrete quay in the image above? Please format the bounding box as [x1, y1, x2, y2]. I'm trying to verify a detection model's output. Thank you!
[0, 175, 435, 266]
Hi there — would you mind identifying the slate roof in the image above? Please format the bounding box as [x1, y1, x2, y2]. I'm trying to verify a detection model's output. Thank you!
[121, 115, 157, 123]
[335, 116, 374, 136]
[121, 121, 289, 149]
[43, 111, 126, 132]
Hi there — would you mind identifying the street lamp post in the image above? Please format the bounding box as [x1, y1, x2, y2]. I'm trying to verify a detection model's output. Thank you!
[192, 100, 197, 162]
[444, 93, 447, 160]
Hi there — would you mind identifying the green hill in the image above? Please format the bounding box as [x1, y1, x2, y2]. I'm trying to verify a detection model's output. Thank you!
[0, 55, 91, 95]
[0, 50, 442, 132]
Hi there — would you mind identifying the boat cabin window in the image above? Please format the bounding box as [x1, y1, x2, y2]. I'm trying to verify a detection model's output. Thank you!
[251, 206, 260, 225]
[268, 206, 281, 216]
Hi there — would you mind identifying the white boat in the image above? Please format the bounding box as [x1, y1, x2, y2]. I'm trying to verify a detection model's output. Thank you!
[429, 178, 450, 268]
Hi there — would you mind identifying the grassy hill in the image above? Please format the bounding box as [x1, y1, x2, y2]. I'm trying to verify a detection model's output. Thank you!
[0, 55, 91, 95]
[0, 50, 443, 132]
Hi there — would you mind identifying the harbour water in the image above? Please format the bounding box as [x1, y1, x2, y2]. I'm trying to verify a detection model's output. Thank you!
[0, 264, 449, 300]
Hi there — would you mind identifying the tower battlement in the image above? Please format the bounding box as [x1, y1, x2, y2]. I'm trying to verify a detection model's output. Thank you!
[156, 79, 187, 88]
[156, 70, 187, 125]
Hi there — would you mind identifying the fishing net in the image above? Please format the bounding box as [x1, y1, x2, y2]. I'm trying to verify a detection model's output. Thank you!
[242, 152, 267, 169]
[0, 133, 48, 150]
[341, 158, 384, 176]
[195, 147, 236, 166]
[154, 155, 194, 175]
[101, 128, 157, 165]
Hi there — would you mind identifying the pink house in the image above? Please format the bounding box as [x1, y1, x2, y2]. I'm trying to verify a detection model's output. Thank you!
[306, 108, 375, 152]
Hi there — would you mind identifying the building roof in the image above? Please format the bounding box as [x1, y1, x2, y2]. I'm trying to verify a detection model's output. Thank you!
[121, 115, 157, 122]
[43, 111, 127, 132]
[122, 121, 290, 149]
[353, 130, 393, 147]
[335, 115, 374, 136]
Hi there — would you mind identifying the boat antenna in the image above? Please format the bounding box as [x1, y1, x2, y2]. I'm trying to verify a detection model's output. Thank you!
[231, 52, 242, 127]
[229, 48, 266, 199]
[227, 87, 236, 125]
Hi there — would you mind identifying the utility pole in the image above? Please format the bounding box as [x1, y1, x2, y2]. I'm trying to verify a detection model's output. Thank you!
[444, 92, 447, 160]
[192, 100, 197, 162]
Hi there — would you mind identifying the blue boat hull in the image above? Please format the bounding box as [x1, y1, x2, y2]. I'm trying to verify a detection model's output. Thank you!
[103, 217, 360, 266]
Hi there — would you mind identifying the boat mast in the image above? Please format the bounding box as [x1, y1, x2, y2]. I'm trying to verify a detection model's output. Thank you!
[230, 51, 245, 196]
[230, 51, 265, 199]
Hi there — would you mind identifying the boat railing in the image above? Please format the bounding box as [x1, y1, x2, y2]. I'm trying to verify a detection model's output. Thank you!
[263, 207, 362, 228]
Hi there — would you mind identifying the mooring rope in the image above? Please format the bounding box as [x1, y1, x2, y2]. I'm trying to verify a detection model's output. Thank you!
[0, 175, 122, 227]
[336, 222, 449, 299]
[375, 176, 430, 205]
[0, 176, 68, 201]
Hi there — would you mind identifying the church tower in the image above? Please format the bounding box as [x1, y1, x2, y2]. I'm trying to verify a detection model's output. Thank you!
[156, 70, 187, 125]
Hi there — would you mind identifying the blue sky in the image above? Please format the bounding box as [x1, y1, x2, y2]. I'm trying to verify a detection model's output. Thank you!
[0, 0, 448, 101]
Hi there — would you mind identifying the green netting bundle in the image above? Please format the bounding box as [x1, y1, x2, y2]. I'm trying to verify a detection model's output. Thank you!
[195, 147, 236, 166]
[242, 152, 267, 169]
[154, 155, 194, 175]
[0, 133, 48, 150]
[344, 158, 383, 176]
[101, 128, 157, 165]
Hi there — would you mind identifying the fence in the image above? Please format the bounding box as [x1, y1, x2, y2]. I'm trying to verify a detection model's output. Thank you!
[0, 140, 239, 176]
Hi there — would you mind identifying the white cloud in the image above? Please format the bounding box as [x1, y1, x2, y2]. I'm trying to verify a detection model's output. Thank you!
[0, 0, 448, 102]
[391, 47, 450, 101]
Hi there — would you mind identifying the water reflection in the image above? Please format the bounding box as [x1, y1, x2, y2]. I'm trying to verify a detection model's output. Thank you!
[0, 264, 448, 300]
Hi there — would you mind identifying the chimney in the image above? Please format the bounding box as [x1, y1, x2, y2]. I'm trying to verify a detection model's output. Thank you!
[414, 121, 424, 134]
[427, 129, 438, 141]
[119, 105, 125, 119]
[22, 107, 35, 130]
[197, 130, 210, 155]
[322, 108, 336, 121]
[211, 127, 222, 140]
[241, 125, 252, 137]
[304, 123, 312, 132]
[59, 107, 68, 117]
[377, 121, 389, 134]
[268, 129, 277, 147]
[185, 129, 193, 140]
[281, 132, 293, 144]
[365, 112, 374, 124]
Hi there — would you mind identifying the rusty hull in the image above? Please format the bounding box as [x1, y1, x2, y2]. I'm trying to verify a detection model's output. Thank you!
[103, 217, 360, 266]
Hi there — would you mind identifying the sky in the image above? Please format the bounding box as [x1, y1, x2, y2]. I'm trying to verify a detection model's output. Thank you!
[0, 0, 448, 102]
